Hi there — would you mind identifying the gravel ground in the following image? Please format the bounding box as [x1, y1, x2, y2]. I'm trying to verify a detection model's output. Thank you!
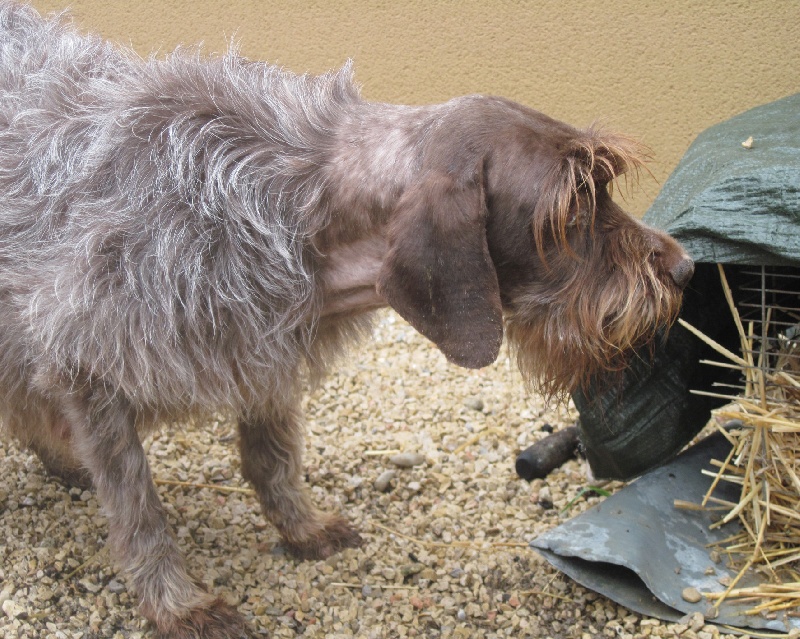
[1, 310, 742, 639]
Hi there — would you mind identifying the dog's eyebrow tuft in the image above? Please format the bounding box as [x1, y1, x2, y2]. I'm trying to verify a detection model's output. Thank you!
[532, 126, 650, 257]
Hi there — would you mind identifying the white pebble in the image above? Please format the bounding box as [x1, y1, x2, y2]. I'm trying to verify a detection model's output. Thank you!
[389, 452, 425, 468]
[373, 470, 396, 493]
[463, 397, 484, 412]
[106, 580, 126, 595]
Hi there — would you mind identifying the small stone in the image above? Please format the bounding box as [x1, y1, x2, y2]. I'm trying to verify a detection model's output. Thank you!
[1, 599, 24, 620]
[684, 611, 705, 630]
[456, 608, 467, 621]
[401, 564, 423, 578]
[681, 587, 702, 603]
[79, 578, 102, 593]
[37, 587, 54, 602]
[0, 586, 13, 607]
[464, 397, 484, 412]
[373, 470, 396, 493]
[537, 486, 553, 509]
[106, 579, 126, 594]
[389, 452, 425, 468]
[708, 549, 721, 564]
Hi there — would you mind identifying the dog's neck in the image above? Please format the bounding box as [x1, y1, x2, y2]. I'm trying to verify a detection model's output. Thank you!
[325, 102, 435, 212]
[317, 101, 442, 318]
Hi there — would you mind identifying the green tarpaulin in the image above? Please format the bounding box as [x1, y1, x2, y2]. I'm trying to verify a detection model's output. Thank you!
[646, 92, 800, 266]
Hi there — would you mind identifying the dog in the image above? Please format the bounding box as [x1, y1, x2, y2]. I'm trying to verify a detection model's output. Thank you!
[0, 3, 693, 637]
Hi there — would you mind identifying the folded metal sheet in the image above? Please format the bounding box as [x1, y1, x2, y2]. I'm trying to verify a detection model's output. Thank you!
[532, 432, 799, 633]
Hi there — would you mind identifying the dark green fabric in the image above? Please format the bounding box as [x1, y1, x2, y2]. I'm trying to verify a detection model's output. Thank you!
[644, 93, 800, 266]
[574, 264, 740, 479]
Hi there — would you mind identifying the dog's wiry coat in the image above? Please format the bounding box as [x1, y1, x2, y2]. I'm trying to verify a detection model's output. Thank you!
[0, 3, 693, 637]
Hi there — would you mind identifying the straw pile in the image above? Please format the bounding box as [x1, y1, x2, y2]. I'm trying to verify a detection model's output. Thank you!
[677, 265, 800, 620]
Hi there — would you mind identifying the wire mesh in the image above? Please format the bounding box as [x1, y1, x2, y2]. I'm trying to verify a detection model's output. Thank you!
[736, 266, 800, 403]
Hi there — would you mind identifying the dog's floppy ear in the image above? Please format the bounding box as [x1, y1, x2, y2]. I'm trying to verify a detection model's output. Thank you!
[377, 170, 503, 369]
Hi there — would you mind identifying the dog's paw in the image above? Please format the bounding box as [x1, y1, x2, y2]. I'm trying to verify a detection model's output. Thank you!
[282, 515, 363, 561]
[29, 446, 93, 490]
[152, 598, 254, 639]
[47, 465, 93, 491]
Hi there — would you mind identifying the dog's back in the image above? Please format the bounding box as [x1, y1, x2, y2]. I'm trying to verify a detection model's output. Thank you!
[0, 2, 123, 115]
[0, 3, 363, 420]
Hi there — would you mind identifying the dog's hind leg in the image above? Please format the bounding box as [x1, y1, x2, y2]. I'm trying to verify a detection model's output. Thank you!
[27, 435, 93, 490]
[58, 387, 251, 639]
[3, 391, 93, 489]
[238, 403, 363, 560]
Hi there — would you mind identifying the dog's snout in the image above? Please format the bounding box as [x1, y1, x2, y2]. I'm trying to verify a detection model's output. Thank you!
[651, 234, 695, 289]
[669, 256, 695, 289]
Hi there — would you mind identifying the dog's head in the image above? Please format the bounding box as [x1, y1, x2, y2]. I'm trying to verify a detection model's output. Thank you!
[377, 97, 693, 398]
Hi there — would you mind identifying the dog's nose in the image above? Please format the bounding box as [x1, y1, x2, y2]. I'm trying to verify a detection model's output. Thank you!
[669, 256, 695, 289]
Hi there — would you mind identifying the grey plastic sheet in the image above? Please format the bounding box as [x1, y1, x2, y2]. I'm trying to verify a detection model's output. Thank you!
[532, 432, 799, 634]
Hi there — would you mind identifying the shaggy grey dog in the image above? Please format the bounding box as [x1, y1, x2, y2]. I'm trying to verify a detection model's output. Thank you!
[0, 3, 693, 637]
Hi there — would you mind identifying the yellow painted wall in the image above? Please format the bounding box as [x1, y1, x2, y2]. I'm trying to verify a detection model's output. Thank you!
[31, 0, 800, 216]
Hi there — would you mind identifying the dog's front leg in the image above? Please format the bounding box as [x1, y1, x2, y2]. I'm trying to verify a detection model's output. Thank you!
[61, 389, 250, 639]
[238, 405, 362, 560]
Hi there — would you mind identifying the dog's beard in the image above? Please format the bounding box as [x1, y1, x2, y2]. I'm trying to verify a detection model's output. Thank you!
[504, 245, 683, 401]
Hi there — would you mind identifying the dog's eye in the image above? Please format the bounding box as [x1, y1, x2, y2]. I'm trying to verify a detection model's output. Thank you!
[565, 208, 589, 228]
[564, 208, 578, 227]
